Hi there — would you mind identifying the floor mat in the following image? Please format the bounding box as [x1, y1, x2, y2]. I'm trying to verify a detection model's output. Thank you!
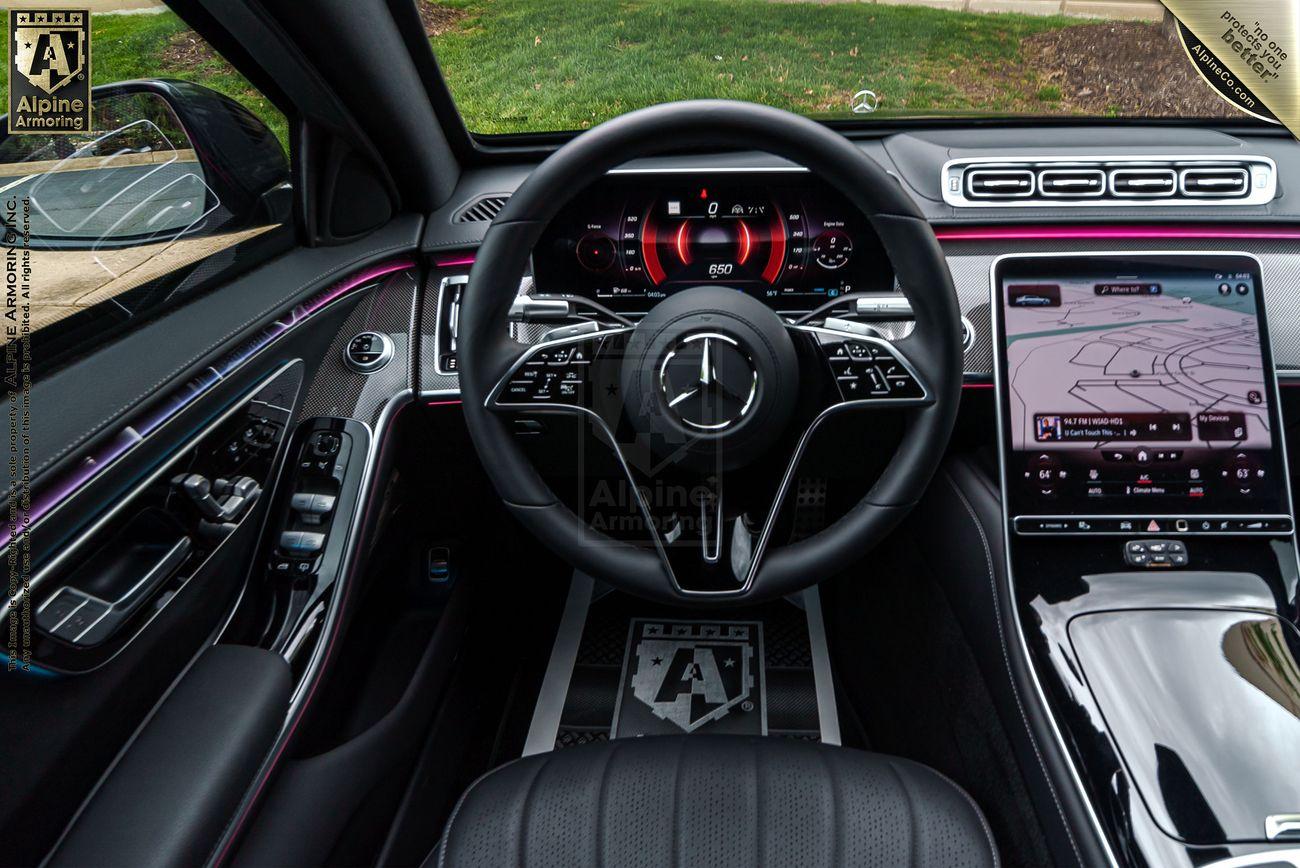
[612, 619, 765, 737]
[531, 581, 831, 750]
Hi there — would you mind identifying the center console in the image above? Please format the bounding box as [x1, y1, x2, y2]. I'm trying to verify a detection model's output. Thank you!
[992, 252, 1300, 867]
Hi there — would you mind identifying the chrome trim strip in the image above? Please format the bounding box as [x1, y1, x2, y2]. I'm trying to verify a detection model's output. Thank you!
[1267, 815, 1300, 841]
[609, 166, 810, 174]
[283, 601, 326, 666]
[803, 585, 841, 746]
[522, 570, 594, 756]
[943, 154, 1276, 207]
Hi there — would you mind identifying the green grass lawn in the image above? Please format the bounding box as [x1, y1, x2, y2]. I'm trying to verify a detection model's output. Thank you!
[427, 0, 1074, 134]
[0, 10, 288, 150]
[0, 2, 1079, 147]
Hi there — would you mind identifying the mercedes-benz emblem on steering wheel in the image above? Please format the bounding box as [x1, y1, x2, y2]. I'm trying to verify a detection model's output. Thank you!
[658, 332, 758, 431]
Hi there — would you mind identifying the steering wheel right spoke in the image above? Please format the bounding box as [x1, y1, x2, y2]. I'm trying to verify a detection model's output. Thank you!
[799, 325, 933, 410]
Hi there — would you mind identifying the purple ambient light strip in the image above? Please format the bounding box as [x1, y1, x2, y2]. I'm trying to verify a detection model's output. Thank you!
[1, 259, 415, 552]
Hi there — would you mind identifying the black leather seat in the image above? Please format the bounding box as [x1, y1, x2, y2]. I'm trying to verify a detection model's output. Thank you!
[432, 736, 998, 867]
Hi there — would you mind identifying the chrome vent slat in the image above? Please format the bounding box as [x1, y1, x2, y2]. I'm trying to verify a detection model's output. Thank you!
[1181, 167, 1249, 198]
[1110, 168, 1177, 198]
[942, 155, 1275, 207]
[1039, 168, 1105, 198]
[966, 169, 1034, 199]
[453, 194, 510, 223]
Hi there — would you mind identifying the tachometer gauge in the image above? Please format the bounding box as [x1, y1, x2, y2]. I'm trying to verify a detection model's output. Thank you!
[812, 230, 853, 270]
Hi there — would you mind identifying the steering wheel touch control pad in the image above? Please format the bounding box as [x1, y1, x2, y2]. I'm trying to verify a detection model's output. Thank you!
[491, 332, 617, 409]
[810, 331, 929, 404]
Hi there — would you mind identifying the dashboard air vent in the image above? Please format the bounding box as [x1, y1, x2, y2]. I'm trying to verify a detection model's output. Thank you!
[453, 194, 509, 223]
[1181, 166, 1249, 198]
[1039, 168, 1105, 197]
[942, 155, 1275, 207]
[966, 169, 1034, 199]
[1110, 168, 1176, 197]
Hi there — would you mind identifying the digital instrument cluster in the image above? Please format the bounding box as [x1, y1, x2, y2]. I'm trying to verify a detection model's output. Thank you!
[532, 172, 892, 313]
[995, 253, 1292, 531]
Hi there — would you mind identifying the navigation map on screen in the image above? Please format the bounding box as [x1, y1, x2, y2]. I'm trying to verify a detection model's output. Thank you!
[1004, 269, 1270, 452]
[997, 255, 1285, 517]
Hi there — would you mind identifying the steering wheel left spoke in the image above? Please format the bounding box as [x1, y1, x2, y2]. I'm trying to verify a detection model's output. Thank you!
[487, 327, 632, 414]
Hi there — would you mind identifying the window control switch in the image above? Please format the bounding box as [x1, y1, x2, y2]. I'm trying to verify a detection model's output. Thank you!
[279, 531, 325, 555]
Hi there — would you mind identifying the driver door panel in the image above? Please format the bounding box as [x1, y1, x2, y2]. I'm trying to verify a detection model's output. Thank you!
[0, 229, 419, 864]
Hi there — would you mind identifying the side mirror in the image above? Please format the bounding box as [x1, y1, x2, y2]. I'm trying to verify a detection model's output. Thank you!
[0, 79, 290, 250]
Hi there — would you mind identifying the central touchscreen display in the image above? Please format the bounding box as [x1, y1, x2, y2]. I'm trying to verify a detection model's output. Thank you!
[995, 253, 1289, 525]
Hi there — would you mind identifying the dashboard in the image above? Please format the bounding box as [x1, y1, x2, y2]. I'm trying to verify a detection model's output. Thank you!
[532, 171, 893, 314]
[995, 252, 1292, 533]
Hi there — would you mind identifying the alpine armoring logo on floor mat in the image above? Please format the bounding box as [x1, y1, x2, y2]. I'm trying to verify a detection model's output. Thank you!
[612, 619, 766, 737]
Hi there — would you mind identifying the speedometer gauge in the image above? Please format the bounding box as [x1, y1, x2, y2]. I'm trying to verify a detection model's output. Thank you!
[634, 189, 790, 287]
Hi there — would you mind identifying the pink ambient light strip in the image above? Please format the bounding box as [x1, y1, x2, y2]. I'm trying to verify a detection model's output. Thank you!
[934, 224, 1300, 242]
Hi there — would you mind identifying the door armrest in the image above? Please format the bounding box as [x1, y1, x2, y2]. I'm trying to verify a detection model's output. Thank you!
[45, 645, 290, 867]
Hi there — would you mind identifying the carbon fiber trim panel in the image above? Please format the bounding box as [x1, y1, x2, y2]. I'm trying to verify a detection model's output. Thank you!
[297, 269, 419, 425]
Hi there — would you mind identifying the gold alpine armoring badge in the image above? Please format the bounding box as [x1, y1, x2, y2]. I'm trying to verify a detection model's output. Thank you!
[1164, 0, 1296, 134]
[7, 8, 91, 134]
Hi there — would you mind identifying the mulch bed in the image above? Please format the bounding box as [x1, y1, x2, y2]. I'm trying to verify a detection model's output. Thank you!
[1022, 22, 1239, 118]
[162, 29, 220, 69]
[419, 1, 467, 37]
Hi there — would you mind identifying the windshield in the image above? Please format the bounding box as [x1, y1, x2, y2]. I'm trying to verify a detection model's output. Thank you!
[424, 0, 1246, 135]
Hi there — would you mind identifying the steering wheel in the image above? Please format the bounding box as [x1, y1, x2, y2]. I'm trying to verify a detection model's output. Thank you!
[459, 100, 962, 604]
